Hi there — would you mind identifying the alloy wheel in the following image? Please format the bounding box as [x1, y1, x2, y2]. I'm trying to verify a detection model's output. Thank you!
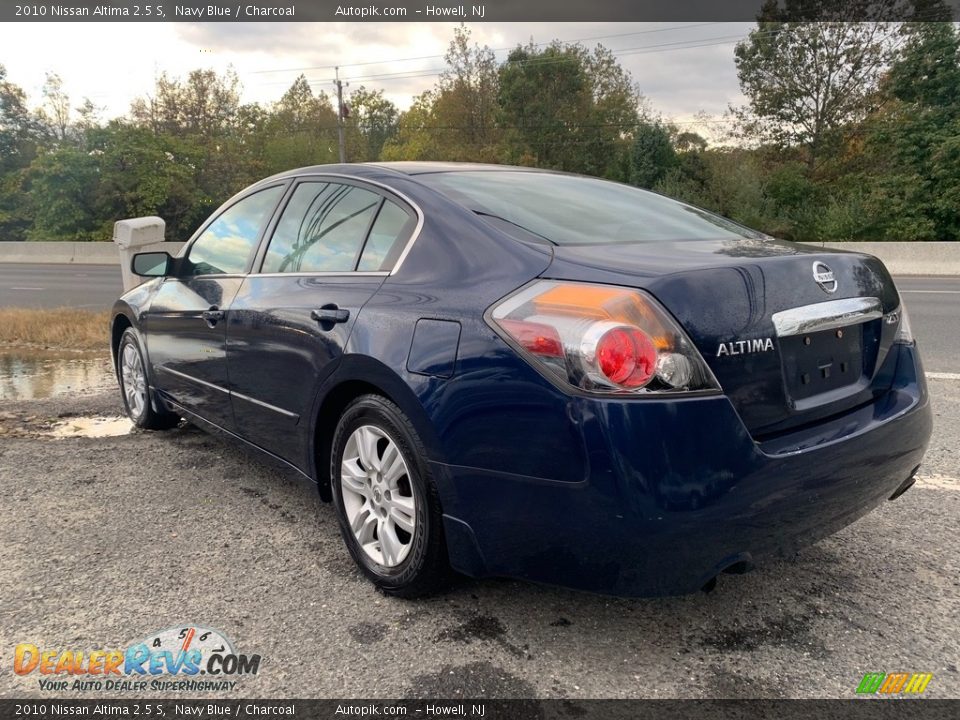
[340, 424, 417, 567]
[120, 342, 147, 419]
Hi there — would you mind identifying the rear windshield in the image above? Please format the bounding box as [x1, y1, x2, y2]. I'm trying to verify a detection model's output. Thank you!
[418, 170, 763, 244]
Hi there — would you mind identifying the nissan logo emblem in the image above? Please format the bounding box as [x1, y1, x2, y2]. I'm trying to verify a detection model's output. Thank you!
[812, 261, 838, 293]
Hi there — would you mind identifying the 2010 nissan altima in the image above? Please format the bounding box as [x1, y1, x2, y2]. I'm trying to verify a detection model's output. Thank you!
[111, 162, 932, 597]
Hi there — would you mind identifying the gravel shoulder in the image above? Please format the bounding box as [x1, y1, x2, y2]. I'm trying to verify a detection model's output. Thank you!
[1, 380, 958, 699]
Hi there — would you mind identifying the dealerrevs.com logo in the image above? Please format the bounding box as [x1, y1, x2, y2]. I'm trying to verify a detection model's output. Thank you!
[14, 625, 261, 693]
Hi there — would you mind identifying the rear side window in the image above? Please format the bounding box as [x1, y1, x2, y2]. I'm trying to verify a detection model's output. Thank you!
[357, 199, 415, 271]
[262, 182, 381, 273]
[185, 186, 284, 275]
[418, 171, 764, 245]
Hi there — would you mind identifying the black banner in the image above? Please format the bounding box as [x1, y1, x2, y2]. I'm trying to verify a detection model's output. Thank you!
[0, 700, 959, 720]
[2, 0, 959, 23]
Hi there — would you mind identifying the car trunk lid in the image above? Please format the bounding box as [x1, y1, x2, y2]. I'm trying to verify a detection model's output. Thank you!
[543, 238, 903, 437]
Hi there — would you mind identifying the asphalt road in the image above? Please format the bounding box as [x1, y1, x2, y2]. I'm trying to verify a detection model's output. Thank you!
[896, 277, 960, 375]
[0, 377, 957, 699]
[1, 263, 957, 372]
[0, 263, 121, 309]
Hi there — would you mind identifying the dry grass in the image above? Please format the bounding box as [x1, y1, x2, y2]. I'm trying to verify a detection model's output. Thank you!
[0, 308, 111, 352]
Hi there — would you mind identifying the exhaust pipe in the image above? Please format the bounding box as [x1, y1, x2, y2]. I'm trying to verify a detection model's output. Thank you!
[889, 465, 921, 501]
[701, 557, 755, 593]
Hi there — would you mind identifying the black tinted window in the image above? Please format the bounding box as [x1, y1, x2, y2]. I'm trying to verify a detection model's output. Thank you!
[357, 199, 414, 271]
[262, 182, 381, 273]
[419, 171, 763, 244]
[186, 186, 284, 275]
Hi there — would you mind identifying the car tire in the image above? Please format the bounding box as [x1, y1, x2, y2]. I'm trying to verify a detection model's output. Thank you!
[330, 394, 449, 598]
[117, 328, 180, 430]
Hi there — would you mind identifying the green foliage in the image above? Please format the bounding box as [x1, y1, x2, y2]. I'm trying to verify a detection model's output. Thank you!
[498, 42, 641, 179]
[27, 146, 100, 241]
[630, 123, 677, 188]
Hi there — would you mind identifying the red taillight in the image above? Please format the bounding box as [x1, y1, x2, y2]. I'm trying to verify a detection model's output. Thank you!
[490, 280, 719, 395]
[499, 319, 564, 358]
[596, 326, 657, 387]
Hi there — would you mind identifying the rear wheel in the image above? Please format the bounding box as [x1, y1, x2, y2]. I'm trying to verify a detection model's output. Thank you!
[330, 394, 449, 597]
[117, 328, 180, 430]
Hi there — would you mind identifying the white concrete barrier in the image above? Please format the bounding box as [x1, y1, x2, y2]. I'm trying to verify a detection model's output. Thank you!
[0, 240, 957, 275]
[0, 241, 183, 265]
[802, 241, 960, 276]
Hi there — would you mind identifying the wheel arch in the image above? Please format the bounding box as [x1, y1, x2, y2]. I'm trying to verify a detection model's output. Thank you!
[310, 356, 442, 502]
[110, 306, 136, 373]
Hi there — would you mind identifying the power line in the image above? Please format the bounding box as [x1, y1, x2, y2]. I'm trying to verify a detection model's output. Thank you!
[245, 31, 769, 95]
[247, 22, 727, 76]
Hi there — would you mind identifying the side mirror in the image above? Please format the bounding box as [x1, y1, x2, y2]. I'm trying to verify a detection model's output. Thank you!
[131, 251, 173, 278]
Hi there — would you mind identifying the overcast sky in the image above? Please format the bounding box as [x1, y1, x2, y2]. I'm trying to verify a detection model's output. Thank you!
[1, 22, 752, 138]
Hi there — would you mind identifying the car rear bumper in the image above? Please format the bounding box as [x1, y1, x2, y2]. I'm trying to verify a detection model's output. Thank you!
[433, 343, 932, 597]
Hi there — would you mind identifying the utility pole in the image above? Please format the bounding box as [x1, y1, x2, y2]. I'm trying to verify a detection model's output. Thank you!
[334, 67, 347, 164]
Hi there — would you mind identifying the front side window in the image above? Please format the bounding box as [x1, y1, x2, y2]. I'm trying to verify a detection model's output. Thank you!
[262, 182, 382, 273]
[185, 186, 284, 276]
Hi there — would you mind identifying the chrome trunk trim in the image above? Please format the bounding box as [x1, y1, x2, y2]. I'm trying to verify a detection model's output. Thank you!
[772, 297, 883, 337]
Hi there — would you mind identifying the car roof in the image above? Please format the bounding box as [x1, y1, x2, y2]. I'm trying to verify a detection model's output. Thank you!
[257, 161, 547, 185]
[364, 161, 545, 175]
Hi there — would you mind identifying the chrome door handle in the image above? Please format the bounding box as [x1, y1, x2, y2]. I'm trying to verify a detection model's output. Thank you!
[202, 307, 225, 327]
[311, 306, 350, 324]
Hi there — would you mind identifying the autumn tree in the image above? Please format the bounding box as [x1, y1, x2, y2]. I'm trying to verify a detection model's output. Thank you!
[384, 25, 500, 161]
[734, 2, 896, 170]
[345, 86, 399, 162]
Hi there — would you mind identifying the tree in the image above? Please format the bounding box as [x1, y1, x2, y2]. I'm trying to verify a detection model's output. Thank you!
[27, 147, 100, 241]
[345, 86, 399, 161]
[498, 42, 643, 178]
[383, 25, 501, 161]
[498, 43, 591, 170]
[0, 64, 41, 173]
[734, 5, 895, 170]
[863, 18, 960, 240]
[130, 68, 241, 139]
[0, 65, 42, 240]
[259, 75, 339, 174]
[629, 122, 676, 188]
[88, 123, 200, 241]
[40, 72, 71, 142]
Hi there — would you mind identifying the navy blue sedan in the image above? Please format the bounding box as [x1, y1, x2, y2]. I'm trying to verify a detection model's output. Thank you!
[112, 163, 932, 597]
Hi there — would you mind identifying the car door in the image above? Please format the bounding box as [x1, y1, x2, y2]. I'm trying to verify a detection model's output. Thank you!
[226, 178, 418, 465]
[145, 184, 286, 430]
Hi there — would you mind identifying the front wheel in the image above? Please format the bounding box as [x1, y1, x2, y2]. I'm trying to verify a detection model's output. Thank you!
[330, 394, 449, 597]
[117, 328, 180, 430]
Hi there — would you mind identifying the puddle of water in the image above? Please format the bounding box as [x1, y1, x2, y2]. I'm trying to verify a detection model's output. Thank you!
[49, 416, 132, 438]
[0, 351, 115, 401]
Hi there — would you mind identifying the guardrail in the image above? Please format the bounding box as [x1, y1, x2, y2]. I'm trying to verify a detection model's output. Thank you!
[0, 240, 957, 275]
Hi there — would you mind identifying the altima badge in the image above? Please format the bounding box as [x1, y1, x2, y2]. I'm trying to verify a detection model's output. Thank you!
[813, 261, 838, 293]
[716, 338, 774, 357]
